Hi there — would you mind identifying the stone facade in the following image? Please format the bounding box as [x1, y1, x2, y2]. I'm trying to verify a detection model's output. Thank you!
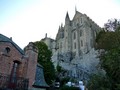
[0, 34, 48, 90]
[42, 10, 101, 80]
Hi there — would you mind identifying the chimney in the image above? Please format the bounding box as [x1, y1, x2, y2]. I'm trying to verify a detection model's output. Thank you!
[10, 37, 12, 40]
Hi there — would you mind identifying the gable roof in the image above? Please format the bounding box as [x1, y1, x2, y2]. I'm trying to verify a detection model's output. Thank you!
[0, 34, 24, 55]
[72, 11, 83, 21]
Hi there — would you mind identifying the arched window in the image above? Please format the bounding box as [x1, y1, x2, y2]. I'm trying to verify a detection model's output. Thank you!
[4, 47, 10, 55]
[80, 30, 83, 37]
[9, 61, 20, 84]
[6, 47, 10, 53]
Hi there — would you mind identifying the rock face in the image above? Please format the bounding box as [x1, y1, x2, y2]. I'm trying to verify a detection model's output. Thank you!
[42, 10, 101, 80]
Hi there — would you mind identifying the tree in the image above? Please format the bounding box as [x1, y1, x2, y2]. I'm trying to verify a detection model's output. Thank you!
[96, 31, 120, 50]
[104, 19, 120, 31]
[95, 26, 120, 89]
[87, 74, 110, 90]
[101, 48, 120, 89]
[34, 41, 55, 85]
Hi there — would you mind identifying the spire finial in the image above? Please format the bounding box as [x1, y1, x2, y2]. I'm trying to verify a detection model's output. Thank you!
[65, 11, 70, 20]
[75, 5, 77, 13]
[45, 33, 47, 38]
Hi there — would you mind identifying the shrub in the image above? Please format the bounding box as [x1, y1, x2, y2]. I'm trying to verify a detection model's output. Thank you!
[59, 85, 80, 90]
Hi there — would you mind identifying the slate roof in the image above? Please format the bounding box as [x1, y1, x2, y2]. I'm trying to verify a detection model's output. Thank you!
[0, 34, 24, 55]
[33, 64, 49, 88]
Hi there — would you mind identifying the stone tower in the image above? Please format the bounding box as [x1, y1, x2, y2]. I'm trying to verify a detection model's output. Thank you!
[24, 42, 38, 89]
[64, 12, 72, 52]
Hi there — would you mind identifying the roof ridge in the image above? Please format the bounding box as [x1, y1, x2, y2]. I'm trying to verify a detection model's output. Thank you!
[0, 34, 24, 55]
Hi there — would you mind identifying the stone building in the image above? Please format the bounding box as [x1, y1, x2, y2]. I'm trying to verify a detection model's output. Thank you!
[0, 34, 49, 90]
[42, 10, 101, 80]
[41, 33, 56, 53]
[55, 10, 101, 57]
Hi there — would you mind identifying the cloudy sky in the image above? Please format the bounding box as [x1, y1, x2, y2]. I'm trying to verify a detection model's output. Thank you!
[0, 0, 120, 49]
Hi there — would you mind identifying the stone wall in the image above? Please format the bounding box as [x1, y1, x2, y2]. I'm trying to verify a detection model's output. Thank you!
[0, 42, 26, 77]
[0, 41, 38, 89]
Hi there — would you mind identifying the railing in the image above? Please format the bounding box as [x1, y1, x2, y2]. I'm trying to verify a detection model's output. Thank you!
[0, 73, 29, 90]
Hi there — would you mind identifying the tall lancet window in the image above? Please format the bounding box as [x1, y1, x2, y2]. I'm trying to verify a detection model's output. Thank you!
[11, 62, 18, 82]
[73, 32, 76, 39]
[80, 30, 83, 37]
[8, 61, 19, 89]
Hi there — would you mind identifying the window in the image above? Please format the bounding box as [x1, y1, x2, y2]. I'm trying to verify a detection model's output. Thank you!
[73, 32, 76, 39]
[80, 30, 83, 36]
[61, 32, 64, 38]
[10, 62, 19, 83]
[4, 47, 10, 54]
[81, 40, 83, 47]
[74, 42, 76, 49]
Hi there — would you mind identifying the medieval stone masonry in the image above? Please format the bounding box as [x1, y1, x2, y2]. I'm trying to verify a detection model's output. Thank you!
[42, 10, 102, 80]
[0, 34, 48, 90]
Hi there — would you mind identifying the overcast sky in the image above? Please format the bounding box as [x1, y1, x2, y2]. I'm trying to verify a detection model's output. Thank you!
[0, 0, 120, 49]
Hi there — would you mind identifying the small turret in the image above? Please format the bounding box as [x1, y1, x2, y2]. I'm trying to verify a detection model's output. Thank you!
[58, 26, 61, 31]
[61, 23, 63, 28]
[65, 12, 71, 25]
[45, 33, 47, 38]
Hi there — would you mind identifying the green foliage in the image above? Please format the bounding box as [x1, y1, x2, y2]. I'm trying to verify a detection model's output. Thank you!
[59, 85, 79, 90]
[87, 74, 110, 90]
[95, 30, 105, 43]
[34, 41, 52, 62]
[60, 77, 70, 87]
[96, 31, 120, 50]
[56, 64, 62, 73]
[116, 84, 120, 90]
[101, 48, 120, 89]
[34, 41, 55, 85]
[95, 25, 120, 89]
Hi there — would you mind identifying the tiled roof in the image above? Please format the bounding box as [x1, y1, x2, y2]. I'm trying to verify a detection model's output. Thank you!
[33, 64, 49, 88]
[0, 34, 24, 55]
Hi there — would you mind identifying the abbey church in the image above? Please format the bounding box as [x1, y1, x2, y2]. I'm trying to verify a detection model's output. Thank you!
[42, 10, 102, 80]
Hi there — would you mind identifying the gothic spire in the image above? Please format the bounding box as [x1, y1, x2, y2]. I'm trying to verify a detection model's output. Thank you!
[65, 11, 70, 25]
[65, 11, 70, 21]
